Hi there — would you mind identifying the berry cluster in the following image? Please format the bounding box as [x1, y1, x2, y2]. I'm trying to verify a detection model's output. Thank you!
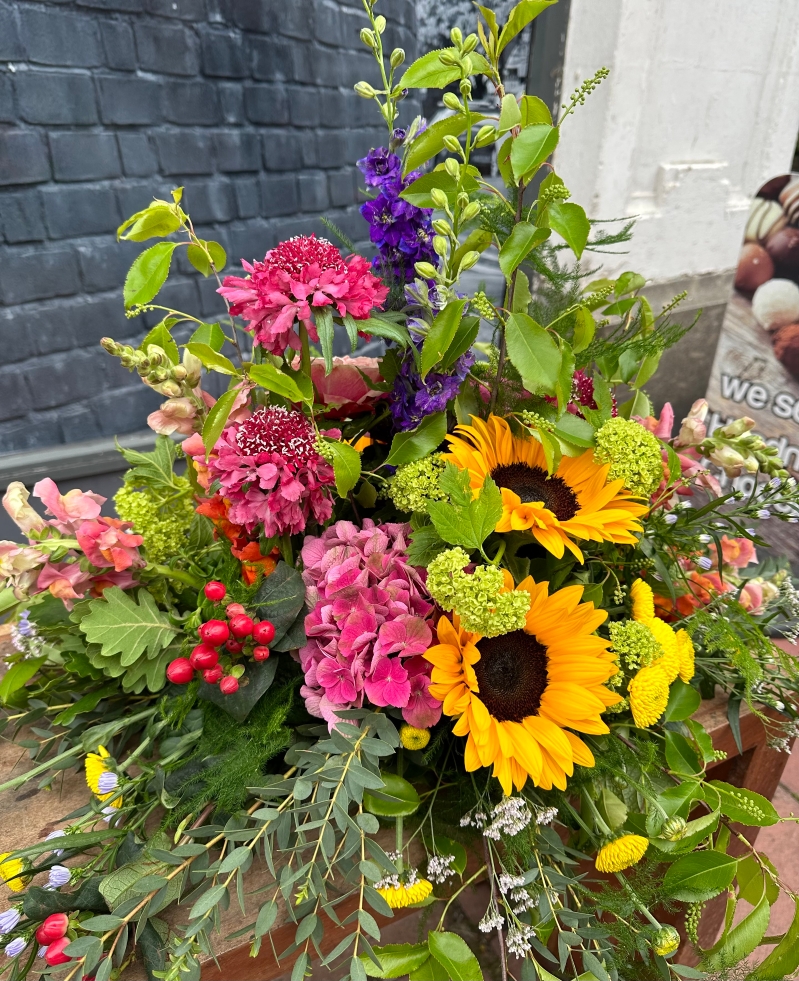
[166, 582, 275, 696]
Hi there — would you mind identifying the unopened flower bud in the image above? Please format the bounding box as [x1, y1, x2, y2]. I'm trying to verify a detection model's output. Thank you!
[153, 378, 183, 398]
[183, 351, 202, 388]
[438, 50, 459, 67]
[459, 78, 472, 98]
[462, 55, 473, 76]
[444, 158, 460, 179]
[720, 416, 756, 438]
[360, 27, 376, 48]
[148, 366, 170, 384]
[172, 365, 188, 382]
[389, 48, 405, 69]
[450, 26, 463, 46]
[415, 261, 439, 280]
[660, 816, 687, 841]
[430, 188, 449, 209]
[475, 124, 497, 147]
[374, 14, 386, 33]
[442, 92, 462, 112]
[677, 417, 706, 446]
[354, 81, 377, 99]
[145, 344, 169, 366]
[651, 925, 680, 957]
[462, 34, 478, 54]
[459, 251, 481, 271]
[432, 218, 451, 235]
[433, 235, 449, 257]
[743, 454, 760, 473]
[461, 201, 481, 221]
[101, 337, 121, 355]
[686, 398, 709, 422]
[708, 445, 746, 476]
[443, 135, 462, 154]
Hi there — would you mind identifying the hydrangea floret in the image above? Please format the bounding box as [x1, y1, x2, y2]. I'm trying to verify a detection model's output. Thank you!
[389, 454, 447, 513]
[594, 416, 665, 498]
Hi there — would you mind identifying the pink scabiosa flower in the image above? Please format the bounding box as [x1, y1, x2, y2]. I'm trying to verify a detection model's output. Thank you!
[191, 405, 335, 537]
[217, 235, 389, 356]
[297, 520, 439, 729]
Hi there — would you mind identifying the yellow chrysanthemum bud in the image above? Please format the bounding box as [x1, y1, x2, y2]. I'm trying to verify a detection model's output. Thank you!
[675, 629, 695, 683]
[0, 853, 30, 893]
[628, 663, 669, 728]
[377, 878, 433, 908]
[399, 725, 431, 751]
[595, 834, 649, 873]
[660, 816, 687, 841]
[652, 925, 681, 957]
[630, 578, 655, 623]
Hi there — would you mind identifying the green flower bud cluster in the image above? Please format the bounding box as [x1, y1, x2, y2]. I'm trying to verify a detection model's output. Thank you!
[315, 439, 337, 464]
[519, 411, 556, 435]
[723, 788, 767, 823]
[685, 902, 704, 947]
[101, 338, 201, 398]
[608, 620, 662, 673]
[426, 548, 531, 637]
[471, 291, 497, 321]
[594, 417, 665, 498]
[389, 455, 447, 514]
[114, 479, 195, 564]
[697, 420, 790, 479]
[538, 181, 571, 207]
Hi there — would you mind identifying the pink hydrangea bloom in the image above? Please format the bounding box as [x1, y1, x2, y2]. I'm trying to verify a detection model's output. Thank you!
[76, 517, 145, 572]
[185, 405, 335, 537]
[297, 520, 440, 729]
[217, 235, 389, 356]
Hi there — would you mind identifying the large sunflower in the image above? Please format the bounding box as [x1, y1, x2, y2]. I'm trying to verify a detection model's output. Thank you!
[443, 415, 648, 562]
[425, 577, 621, 794]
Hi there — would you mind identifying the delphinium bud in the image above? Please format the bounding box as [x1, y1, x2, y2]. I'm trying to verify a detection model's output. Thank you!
[443, 135, 462, 155]
[442, 92, 462, 112]
[461, 201, 481, 222]
[354, 81, 377, 99]
[360, 27, 376, 48]
[374, 14, 386, 33]
[450, 26, 463, 46]
[444, 158, 460, 178]
[430, 188, 449, 210]
[459, 251, 481, 271]
[390, 48, 405, 68]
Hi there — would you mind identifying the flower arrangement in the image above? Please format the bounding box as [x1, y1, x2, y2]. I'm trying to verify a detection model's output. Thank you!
[1, 3, 799, 981]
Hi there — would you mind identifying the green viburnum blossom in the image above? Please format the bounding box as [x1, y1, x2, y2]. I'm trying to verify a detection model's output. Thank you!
[594, 417, 664, 498]
[426, 547, 531, 638]
[114, 478, 195, 564]
[608, 620, 662, 673]
[389, 454, 447, 514]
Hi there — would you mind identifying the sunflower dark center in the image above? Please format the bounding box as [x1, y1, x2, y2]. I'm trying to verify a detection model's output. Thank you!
[491, 463, 579, 521]
[473, 631, 549, 723]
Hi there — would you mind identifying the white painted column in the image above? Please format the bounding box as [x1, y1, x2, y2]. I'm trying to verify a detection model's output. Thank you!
[553, 0, 799, 283]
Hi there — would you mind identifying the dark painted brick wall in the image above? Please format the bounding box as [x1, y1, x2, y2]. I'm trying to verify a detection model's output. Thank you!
[0, 0, 419, 454]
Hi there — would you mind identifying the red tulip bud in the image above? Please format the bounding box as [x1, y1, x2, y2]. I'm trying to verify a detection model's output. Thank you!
[45, 937, 72, 966]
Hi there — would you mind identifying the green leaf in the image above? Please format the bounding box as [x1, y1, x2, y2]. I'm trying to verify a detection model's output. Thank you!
[615, 271, 646, 296]
[252, 561, 306, 646]
[497, 0, 558, 55]
[427, 472, 503, 552]
[400, 49, 491, 90]
[248, 361, 309, 403]
[119, 204, 181, 243]
[315, 305, 335, 374]
[353, 315, 412, 349]
[421, 299, 468, 378]
[433, 836, 468, 876]
[553, 412, 595, 448]
[255, 900, 278, 938]
[186, 342, 239, 376]
[325, 439, 361, 497]
[702, 892, 770, 972]
[123, 242, 176, 309]
[520, 94, 552, 126]
[504, 312, 562, 395]
[53, 684, 119, 725]
[0, 656, 47, 703]
[554, 338, 575, 413]
[361, 944, 431, 978]
[510, 124, 559, 180]
[13, 830, 127, 862]
[708, 781, 780, 827]
[410, 957, 450, 981]
[189, 883, 227, 920]
[99, 833, 181, 912]
[749, 897, 799, 980]
[665, 730, 702, 774]
[663, 852, 738, 902]
[81, 915, 125, 932]
[498, 222, 550, 278]
[187, 243, 212, 276]
[140, 319, 179, 364]
[498, 93, 522, 133]
[427, 931, 484, 981]
[202, 387, 239, 459]
[363, 773, 421, 818]
[206, 240, 226, 271]
[441, 316, 480, 370]
[686, 718, 716, 763]
[80, 588, 177, 669]
[572, 306, 596, 353]
[385, 412, 447, 466]
[403, 120, 486, 177]
[547, 202, 590, 259]
[189, 322, 225, 352]
[664, 680, 701, 722]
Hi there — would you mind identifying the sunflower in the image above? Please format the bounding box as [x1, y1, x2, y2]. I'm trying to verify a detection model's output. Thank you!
[443, 415, 648, 563]
[425, 577, 621, 795]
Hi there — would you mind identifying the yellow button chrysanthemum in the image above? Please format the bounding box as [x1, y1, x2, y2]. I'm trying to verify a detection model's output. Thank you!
[630, 579, 655, 622]
[675, 629, 695, 683]
[595, 834, 649, 873]
[652, 925, 681, 956]
[377, 878, 433, 909]
[628, 663, 669, 728]
[85, 745, 122, 809]
[0, 853, 29, 893]
[399, 725, 431, 751]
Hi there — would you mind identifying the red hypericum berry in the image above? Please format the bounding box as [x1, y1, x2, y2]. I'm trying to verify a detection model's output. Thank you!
[225, 639, 244, 654]
[253, 646, 270, 662]
[204, 581, 227, 602]
[199, 619, 229, 645]
[219, 676, 240, 695]
[190, 644, 219, 670]
[252, 620, 275, 645]
[45, 937, 72, 966]
[202, 666, 223, 684]
[229, 614, 254, 639]
[35, 913, 69, 945]
[166, 658, 195, 685]
[225, 602, 246, 618]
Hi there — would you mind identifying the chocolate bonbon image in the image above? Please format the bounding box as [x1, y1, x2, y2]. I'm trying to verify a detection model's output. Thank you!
[735, 242, 775, 292]
[751, 277, 799, 331]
